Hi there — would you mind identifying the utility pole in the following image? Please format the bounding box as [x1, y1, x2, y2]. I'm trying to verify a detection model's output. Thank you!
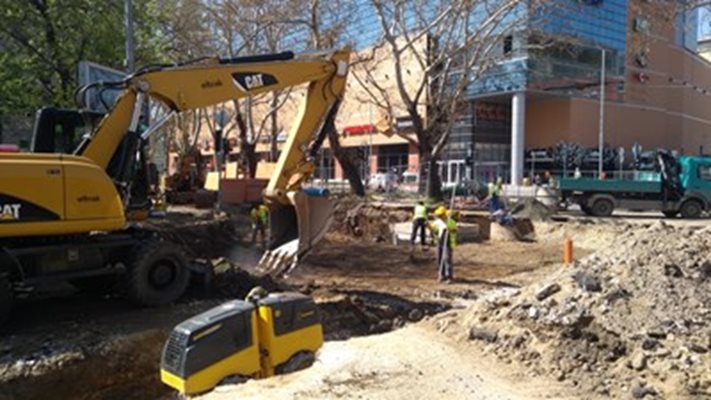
[125, 0, 135, 73]
[598, 48, 606, 179]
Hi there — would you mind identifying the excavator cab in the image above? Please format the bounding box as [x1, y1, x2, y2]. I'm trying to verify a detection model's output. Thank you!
[30, 107, 104, 154]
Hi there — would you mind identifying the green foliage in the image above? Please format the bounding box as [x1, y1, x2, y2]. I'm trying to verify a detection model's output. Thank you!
[0, 0, 168, 115]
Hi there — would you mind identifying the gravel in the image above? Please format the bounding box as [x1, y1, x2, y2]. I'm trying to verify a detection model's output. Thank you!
[458, 221, 711, 399]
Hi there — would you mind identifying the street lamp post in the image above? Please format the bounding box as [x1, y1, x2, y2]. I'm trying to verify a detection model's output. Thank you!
[214, 109, 228, 211]
[598, 48, 606, 179]
[124, 0, 135, 73]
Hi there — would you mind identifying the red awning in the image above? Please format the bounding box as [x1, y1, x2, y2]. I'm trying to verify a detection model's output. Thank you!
[0, 144, 20, 153]
[343, 124, 375, 135]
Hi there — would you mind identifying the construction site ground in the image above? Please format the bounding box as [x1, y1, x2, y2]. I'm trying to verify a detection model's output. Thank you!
[1, 204, 708, 400]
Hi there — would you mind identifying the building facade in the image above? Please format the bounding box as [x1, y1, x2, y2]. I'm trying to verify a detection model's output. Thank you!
[188, 1, 711, 189]
[449, 0, 710, 185]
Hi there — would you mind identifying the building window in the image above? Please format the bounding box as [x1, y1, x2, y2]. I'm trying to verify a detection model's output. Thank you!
[503, 35, 513, 56]
[313, 150, 335, 180]
[377, 144, 409, 174]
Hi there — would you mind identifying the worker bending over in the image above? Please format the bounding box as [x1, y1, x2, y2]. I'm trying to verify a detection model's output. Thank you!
[430, 207, 459, 283]
[250, 203, 269, 248]
[410, 201, 428, 249]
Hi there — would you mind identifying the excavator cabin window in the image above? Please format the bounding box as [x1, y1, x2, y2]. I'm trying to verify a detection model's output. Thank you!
[30, 107, 104, 154]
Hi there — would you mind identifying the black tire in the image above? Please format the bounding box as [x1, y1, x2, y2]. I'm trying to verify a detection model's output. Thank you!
[123, 240, 190, 306]
[680, 200, 703, 219]
[275, 351, 315, 375]
[662, 211, 678, 218]
[591, 198, 614, 217]
[0, 275, 13, 325]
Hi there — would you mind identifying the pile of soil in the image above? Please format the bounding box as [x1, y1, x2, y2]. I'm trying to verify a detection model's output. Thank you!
[510, 198, 555, 221]
[454, 221, 711, 399]
[535, 219, 631, 251]
[143, 213, 241, 258]
[331, 196, 409, 242]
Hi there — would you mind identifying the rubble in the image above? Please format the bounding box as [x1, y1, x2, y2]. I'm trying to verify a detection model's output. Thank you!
[330, 196, 409, 241]
[459, 221, 711, 399]
[509, 198, 555, 221]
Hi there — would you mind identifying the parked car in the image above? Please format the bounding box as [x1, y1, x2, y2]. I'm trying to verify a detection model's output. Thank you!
[368, 172, 398, 192]
[442, 179, 487, 199]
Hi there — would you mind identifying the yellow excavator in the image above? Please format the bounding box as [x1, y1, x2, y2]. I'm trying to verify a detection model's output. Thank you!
[0, 48, 350, 323]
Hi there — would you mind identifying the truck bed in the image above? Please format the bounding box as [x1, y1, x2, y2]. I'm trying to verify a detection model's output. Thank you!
[559, 176, 662, 193]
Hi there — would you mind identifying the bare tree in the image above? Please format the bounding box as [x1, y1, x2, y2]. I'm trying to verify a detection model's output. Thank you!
[273, 0, 366, 196]
[351, 0, 549, 198]
[199, 0, 304, 177]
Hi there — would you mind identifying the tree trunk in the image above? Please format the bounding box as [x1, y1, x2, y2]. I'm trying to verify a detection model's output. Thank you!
[426, 155, 443, 200]
[235, 110, 258, 178]
[269, 94, 279, 161]
[327, 123, 365, 196]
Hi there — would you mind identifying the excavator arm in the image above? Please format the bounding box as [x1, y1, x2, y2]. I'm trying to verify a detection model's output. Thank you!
[77, 48, 351, 273]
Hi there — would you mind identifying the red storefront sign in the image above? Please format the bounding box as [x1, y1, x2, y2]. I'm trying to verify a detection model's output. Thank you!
[343, 124, 375, 135]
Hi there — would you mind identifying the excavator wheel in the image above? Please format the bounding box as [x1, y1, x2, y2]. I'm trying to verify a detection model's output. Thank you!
[123, 240, 190, 306]
[0, 275, 13, 325]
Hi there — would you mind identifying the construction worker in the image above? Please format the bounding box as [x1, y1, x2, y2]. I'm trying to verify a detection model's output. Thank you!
[250, 202, 269, 247]
[487, 177, 504, 212]
[410, 201, 428, 248]
[430, 206, 458, 283]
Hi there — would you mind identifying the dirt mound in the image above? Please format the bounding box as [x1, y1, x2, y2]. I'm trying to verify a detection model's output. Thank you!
[535, 219, 631, 251]
[456, 221, 711, 399]
[0, 330, 170, 400]
[144, 213, 240, 258]
[331, 196, 409, 242]
[510, 198, 555, 221]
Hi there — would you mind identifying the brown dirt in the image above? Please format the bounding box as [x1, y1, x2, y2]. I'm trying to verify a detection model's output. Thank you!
[288, 233, 575, 301]
[0, 201, 645, 400]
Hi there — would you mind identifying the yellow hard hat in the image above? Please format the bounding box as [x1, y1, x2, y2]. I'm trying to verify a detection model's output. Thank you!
[434, 206, 448, 217]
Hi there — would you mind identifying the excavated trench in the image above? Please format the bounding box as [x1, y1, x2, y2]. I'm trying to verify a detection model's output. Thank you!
[0, 279, 449, 400]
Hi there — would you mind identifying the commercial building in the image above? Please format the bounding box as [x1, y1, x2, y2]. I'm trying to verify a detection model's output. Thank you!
[190, 1, 711, 188]
[449, 0, 709, 185]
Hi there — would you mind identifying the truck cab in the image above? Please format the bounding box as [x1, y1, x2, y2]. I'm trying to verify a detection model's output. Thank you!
[679, 157, 711, 200]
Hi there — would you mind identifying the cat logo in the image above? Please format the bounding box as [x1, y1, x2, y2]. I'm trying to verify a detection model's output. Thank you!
[0, 204, 21, 220]
[244, 74, 265, 89]
[231, 72, 278, 92]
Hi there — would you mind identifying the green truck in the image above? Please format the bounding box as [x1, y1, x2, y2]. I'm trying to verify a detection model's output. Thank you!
[559, 152, 711, 218]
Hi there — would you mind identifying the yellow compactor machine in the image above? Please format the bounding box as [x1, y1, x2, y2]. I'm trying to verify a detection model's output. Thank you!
[160, 291, 323, 395]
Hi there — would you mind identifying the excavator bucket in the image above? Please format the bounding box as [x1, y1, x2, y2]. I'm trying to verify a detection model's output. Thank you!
[257, 189, 333, 276]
